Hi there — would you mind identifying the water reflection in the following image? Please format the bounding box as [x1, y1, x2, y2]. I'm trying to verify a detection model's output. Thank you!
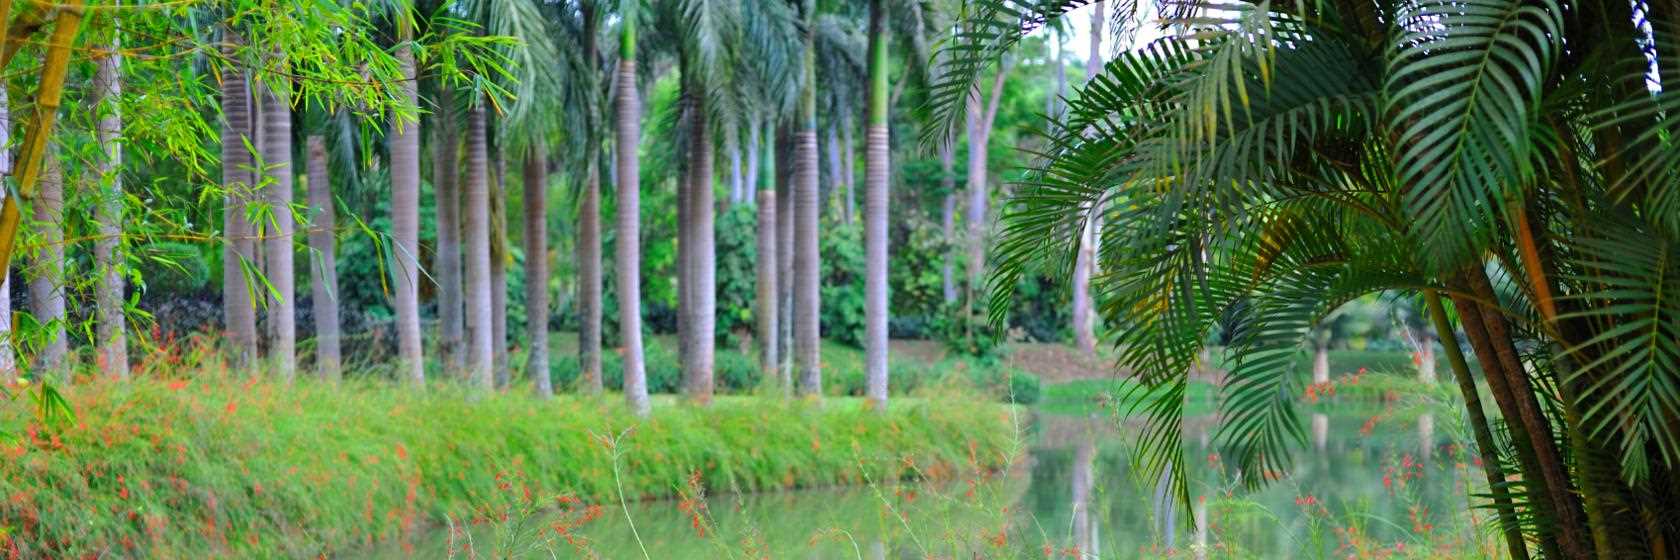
[377, 407, 1479, 558]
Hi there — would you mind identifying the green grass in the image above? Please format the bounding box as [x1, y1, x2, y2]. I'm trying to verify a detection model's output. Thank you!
[0, 373, 1018, 557]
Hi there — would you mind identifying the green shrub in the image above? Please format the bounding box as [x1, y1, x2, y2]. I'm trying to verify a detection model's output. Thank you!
[135, 241, 210, 296]
[819, 221, 866, 347]
[715, 205, 758, 348]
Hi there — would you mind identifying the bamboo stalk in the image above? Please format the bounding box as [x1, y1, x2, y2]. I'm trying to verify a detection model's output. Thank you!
[0, 0, 86, 284]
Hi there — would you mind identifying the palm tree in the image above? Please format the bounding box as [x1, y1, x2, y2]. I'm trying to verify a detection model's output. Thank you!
[681, 83, 715, 403]
[30, 154, 66, 375]
[390, 13, 425, 386]
[946, 0, 1680, 554]
[792, 0, 822, 397]
[862, 0, 889, 408]
[616, 1, 650, 415]
[490, 147, 510, 388]
[463, 105, 494, 389]
[431, 94, 464, 374]
[221, 34, 260, 369]
[305, 135, 341, 381]
[258, 63, 297, 382]
[522, 145, 550, 396]
[94, 31, 128, 379]
[576, 1, 605, 395]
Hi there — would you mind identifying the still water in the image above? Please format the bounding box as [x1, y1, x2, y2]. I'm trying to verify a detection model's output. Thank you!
[387, 400, 1488, 558]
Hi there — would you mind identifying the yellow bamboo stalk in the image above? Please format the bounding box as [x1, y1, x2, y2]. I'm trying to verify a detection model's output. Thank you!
[0, 0, 87, 278]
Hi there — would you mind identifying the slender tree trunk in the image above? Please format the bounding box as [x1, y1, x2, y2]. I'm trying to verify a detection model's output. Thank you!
[578, 5, 603, 395]
[259, 74, 297, 382]
[684, 90, 716, 404]
[1311, 341, 1330, 385]
[864, 0, 890, 409]
[842, 110, 856, 226]
[94, 36, 127, 379]
[776, 124, 795, 391]
[491, 148, 509, 389]
[826, 123, 844, 222]
[1425, 292, 1529, 560]
[221, 36, 259, 369]
[939, 146, 957, 305]
[727, 123, 743, 207]
[617, 18, 650, 415]
[756, 190, 779, 385]
[524, 146, 551, 397]
[1087, 1, 1105, 79]
[391, 27, 425, 385]
[1072, 217, 1096, 354]
[432, 99, 464, 374]
[745, 115, 761, 205]
[1416, 329, 1436, 383]
[463, 106, 494, 389]
[0, 85, 13, 381]
[795, 5, 823, 397]
[579, 154, 604, 394]
[1450, 283, 1578, 560]
[965, 99, 987, 302]
[305, 136, 340, 381]
[30, 156, 66, 376]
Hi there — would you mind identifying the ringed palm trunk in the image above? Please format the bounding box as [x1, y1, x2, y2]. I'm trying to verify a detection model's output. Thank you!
[305, 136, 341, 381]
[491, 149, 510, 389]
[683, 89, 715, 404]
[30, 156, 67, 376]
[221, 36, 259, 369]
[432, 99, 464, 374]
[259, 72, 297, 382]
[390, 28, 425, 385]
[523, 146, 551, 397]
[863, 0, 889, 408]
[745, 116, 761, 204]
[463, 106, 494, 389]
[794, 5, 822, 397]
[617, 16, 650, 415]
[94, 36, 127, 379]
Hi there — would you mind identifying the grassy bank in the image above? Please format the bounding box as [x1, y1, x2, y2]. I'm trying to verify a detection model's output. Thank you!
[0, 375, 1018, 557]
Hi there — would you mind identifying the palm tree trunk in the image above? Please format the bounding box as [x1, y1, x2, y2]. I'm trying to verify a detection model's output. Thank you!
[939, 145, 956, 305]
[775, 124, 795, 391]
[259, 75, 297, 382]
[683, 89, 716, 404]
[221, 36, 259, 369]
[1450, 281, 1582, 560]
[1424, 292, 1528, 560]
[794, 6, 822, 397]
[0, 84, 13, 382]
[463, 105, 494, 389]
[727, 123, 743, 207]
[432, 98, 464, 374]
[577, 5, 604, 396]
[579, 152, 604, 394]
[1311, 341, 1330, 385]
[523, 146, 551, 397]
[756, 189, 779, 385]
[491, 148, 510, 389]
[391, 28, 425, 385]
[30, 155, 66, 377]
[826, 123, 844, 222]
[863, 0, 889, 408]
[745, 116, 761, 205]
[842, 110, 855, 226]
[1072, 216, 1096, 354]
[94, 36, 127, 379]
[617, 17, 650, 415]
[305, 136, 340, 382]
[964, 93, 988, 302]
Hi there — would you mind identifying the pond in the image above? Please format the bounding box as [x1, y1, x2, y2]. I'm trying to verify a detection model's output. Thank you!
[381, 391, 1493, 558]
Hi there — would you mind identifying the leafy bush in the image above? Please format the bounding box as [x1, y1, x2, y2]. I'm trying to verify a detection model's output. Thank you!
[819, 221, 866, 347]
[715, 205, 758, 347]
